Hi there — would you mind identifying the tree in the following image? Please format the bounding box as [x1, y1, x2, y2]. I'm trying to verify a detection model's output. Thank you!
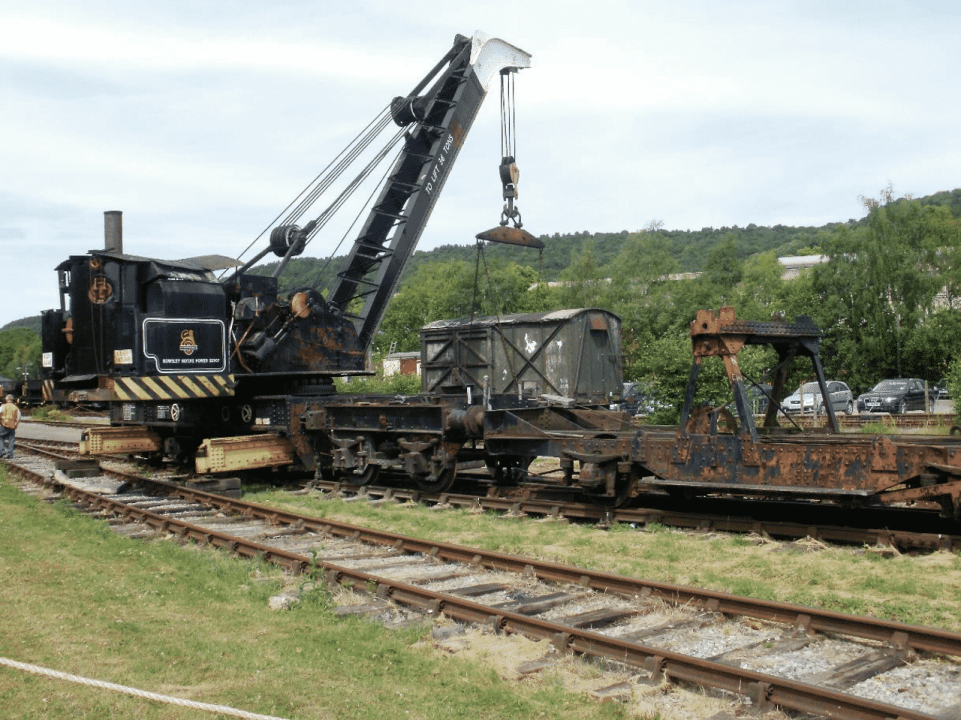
[0, 329, 41, 381]
[701, 232, 744, 292]
[374, 257, 555, 355]
[813, 190, 961, 387]
[603, 230, 680, 339]
[902, 310, 961, 381]
[555, 239, 607, 309]
[736, 251, 787, 320]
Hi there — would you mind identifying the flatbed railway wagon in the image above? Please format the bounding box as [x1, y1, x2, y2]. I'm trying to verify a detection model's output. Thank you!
[479, 307, 961, 515]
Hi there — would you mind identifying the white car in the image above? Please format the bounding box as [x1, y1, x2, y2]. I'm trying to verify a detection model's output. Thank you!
[781, 381, 854, 415]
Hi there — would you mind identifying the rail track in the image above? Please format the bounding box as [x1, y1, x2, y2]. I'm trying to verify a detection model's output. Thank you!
[4, 445, 961, 719]
[18, 437, 961, 554]
[311, 474, 961, 554]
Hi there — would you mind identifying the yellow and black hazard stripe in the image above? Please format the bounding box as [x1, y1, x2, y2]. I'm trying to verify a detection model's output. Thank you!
[41, 379, 57, 402]
[112, 374, 235, 402]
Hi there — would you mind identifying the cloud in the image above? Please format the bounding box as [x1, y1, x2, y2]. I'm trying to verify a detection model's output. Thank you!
[2, 0, 961, 329]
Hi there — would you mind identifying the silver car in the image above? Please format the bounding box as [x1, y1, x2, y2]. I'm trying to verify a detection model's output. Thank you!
[781, 380, 854, 415]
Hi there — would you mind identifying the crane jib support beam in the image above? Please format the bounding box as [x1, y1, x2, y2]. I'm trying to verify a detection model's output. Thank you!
[328, 33, 532, 352]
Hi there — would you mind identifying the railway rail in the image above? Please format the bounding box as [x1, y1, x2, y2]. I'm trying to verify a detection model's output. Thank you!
[4, 447, 961, 718]
[19, 437, 961, 554]
[313, 478, 961, 554]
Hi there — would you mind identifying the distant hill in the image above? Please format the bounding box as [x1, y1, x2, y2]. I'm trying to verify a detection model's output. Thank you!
[251, 221, 831, 296]
[252, 187, 961, 296]
[918, 188, 961, 215]
[8, 188, 960, 324]
[0, 316, 40, 334]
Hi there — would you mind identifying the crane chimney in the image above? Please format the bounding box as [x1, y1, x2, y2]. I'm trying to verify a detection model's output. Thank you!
[104, 210, 123, 253]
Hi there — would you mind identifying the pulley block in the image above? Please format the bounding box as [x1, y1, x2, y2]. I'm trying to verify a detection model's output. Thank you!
[390, 95, 431, 126]
[269, 225, 306, 258]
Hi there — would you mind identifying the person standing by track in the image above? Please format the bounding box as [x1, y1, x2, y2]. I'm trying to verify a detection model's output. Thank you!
[0, 394, 21, 460]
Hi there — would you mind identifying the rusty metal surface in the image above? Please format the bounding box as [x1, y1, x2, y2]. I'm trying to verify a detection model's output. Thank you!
[79, 426, 162, 456]
[690, 306, 822, 341]
[474, 225, 544, 248]
[479, 400, 961, 505]
[194, 434, 297, 474]
[635, 428, 961, 493]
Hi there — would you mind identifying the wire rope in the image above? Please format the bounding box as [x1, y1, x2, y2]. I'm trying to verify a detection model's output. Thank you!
[0, 656, 290, 720]
[500, 71, 516, 159]
[307, 141, 407, 293]
[226, 103, 393, 271]
[281, 111, 395, 227]
[298, 125, 407, 249]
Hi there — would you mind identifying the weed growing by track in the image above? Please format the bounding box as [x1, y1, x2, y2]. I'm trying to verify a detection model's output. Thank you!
[0, 476, 629, 720]
[28, 406, 74, 423]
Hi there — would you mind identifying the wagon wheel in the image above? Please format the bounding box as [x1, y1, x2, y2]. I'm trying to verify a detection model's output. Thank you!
[416, 463, 457, 493]
[336, 463, 380, 488]
[485, 455, 532, 485]
[333, 435, 379, 487]
[584, 464, 636, 509]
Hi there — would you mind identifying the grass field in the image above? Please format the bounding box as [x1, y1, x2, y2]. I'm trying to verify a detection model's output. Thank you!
[2, 469, 960, 719]
[0, 476, 630, 720]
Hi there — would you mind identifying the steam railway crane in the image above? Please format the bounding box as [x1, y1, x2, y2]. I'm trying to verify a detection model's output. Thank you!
[40, 32, 533, 470]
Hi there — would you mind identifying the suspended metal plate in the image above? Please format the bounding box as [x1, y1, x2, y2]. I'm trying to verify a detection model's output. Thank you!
[475, 226, 544, 248]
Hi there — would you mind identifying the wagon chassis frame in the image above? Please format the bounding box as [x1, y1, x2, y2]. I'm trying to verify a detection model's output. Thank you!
[484, 307, 961, 515]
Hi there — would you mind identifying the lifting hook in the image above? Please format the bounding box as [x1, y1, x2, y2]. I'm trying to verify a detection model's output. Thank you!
[475, 69, 542, 249]
[498, 155, 522, 228]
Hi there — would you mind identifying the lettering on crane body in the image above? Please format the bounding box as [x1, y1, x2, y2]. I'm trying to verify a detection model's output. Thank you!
[424, 133, 456, 197]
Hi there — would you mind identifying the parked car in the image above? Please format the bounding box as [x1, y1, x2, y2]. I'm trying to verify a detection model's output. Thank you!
[618, 382, 646, 415]
[781, 380, 854, 415]
[856, 378, 930, 414]
[617, 382, 671, 416]
[933, 379, 951, 401]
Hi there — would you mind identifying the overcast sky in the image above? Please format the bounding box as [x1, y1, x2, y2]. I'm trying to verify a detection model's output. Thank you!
[2, 0, 960, 329]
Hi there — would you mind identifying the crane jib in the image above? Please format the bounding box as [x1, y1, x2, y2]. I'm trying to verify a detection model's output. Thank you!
[423, 128, 460, 198]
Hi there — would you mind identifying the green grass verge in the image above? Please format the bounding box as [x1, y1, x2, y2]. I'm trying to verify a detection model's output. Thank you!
[0, 477, 628, 720]
[27, 405, 74, 422]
